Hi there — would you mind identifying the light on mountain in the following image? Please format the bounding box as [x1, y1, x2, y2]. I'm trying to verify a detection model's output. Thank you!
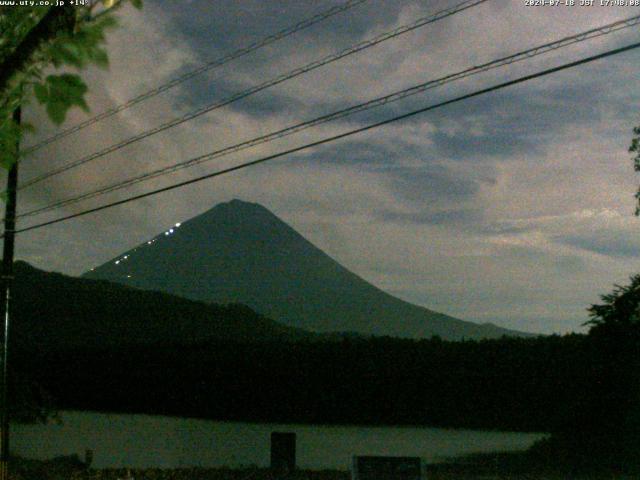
[175, 223, 181, 227]
[85, 199, 516, 340]
[115, 260, 120, 265]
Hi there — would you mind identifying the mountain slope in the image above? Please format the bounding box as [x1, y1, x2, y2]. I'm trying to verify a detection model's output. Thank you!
[84, 199, 530, 340]
[10, 261, 314, 350]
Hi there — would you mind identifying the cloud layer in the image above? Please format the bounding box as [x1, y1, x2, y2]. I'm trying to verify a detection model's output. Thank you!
[8, 0, 640, 334]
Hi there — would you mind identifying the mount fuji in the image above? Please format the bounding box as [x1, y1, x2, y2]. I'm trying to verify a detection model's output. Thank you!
[83, 199, 529, 340]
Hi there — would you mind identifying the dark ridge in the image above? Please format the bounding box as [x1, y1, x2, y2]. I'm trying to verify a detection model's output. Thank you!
[9, 260, 315, 351]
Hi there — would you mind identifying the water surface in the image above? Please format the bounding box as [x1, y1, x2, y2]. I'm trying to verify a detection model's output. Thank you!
[13, 411, 546, 469]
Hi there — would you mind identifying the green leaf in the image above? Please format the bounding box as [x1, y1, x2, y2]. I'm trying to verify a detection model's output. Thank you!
[0, 118, 20, 169]
[47, 74, 88, 101]
[0, 147, 18, 170]
[92, 13, 118, 31]
[33, 82, 47, 103]
[0, 1, 132, 147]
[56, 42, 85, 68]
[46, 100, 66, 125]
[0, 152, 16, 170]
[35, 74, 89, 125]
[91, 47, 109, 69]
[77, 97, 90, 113]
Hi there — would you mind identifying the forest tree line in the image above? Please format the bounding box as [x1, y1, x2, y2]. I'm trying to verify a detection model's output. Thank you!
[15, 333, 596, 432]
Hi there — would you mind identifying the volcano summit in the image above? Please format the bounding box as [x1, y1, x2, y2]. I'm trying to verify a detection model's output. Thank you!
[84, 199, 528, 340]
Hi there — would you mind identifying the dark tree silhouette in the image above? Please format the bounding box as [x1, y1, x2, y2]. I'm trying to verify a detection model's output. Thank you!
[532, 276, 640, 473]
[584, 276, 640, 463]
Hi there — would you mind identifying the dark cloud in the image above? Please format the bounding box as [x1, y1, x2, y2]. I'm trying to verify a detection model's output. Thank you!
[172, 73, 310, 120]
[159, 0, 408, 58]
[378, 208, 482, 226]
[295, 138, 430, 167]
[423, 79, 609, 160]
[429, 127, 535, 160]
[383, 164, 482, 203]
[477, 222, 533, 236]
[165, 33, 636, 170]
[555, 231, 640, 258]
[288, 138, 490, 210]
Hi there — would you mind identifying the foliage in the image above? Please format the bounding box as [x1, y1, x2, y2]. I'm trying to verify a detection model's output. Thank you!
[0, 0, 143, 422]
[586, 274, 640, 329]
[0, 113, 24, 170]
[585, 275, 640, 440]
[529, 276, 640, 472]
[33, 73, 90, 125]
[0, 0, 142, 170]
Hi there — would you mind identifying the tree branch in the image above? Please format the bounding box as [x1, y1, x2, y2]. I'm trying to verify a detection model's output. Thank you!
[0, 6, 76, 95]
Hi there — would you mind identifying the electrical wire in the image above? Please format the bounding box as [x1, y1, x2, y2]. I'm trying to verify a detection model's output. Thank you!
[17, 13, 640, 220]
[9, 39, 640, 237]
[18, 0, 490, 190]
[21, 0, 371, 155]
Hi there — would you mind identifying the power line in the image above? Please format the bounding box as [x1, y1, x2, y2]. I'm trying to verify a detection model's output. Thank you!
[10, 40, 640, 237]
[18, 0, 490, 190]
[21, 0, 371, 155]
[16, 14, 640, 219]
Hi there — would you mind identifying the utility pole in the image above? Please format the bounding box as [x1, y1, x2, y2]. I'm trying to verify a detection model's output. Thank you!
[0, 9, 76, 478]
[0, 107, 19, 480]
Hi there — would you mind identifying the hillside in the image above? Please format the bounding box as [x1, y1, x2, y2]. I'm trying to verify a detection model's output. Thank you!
[84, 199, 530, 340]
[10, 261, 313, 351]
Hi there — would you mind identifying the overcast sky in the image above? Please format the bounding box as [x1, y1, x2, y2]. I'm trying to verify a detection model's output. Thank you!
[7, 0, 640, 334]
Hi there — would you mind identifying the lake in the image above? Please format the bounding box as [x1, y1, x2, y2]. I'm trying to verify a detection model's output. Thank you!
[13, 411, 546, 470]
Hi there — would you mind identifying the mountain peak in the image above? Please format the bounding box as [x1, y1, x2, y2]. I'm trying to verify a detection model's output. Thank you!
[228, 198, 259, 207]
[215, 198, 264, 211]
[84, 200, 531, 340]
[208, 198, 280, 216]
[194, 199, 285, 229]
